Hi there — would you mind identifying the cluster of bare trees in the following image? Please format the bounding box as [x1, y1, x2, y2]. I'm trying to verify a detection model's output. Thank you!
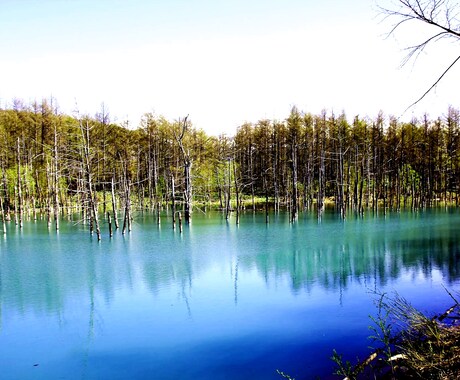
[0, 99, 459, 237]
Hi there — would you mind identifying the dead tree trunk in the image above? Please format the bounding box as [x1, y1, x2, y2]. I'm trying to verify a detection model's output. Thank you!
[318, 144, 325, 219]
[79, 118, 101, 241]
[121, 165, 132, 234]
[250, 145, 255, 211]
[337, 144, 346, 219]
[108, 212, 113, 237]
[291, 138, 299, 222]
[183, 159, 192, 223]
[316, 113, 326, 220]
[171, 175, 176, 228]
[216, 167, 224, 209]
[0, 187, 6, 235]
[2, 168, 10, 222]
[46, 162, 52, 229]
[53, 125, 60, 231]
[111, 175, 119, 229]
[87, 168, 101, 240]
[233, 159, 240, 225]
[175, 116, 193, 223]
[16, 138, 23, 228]
[225, 159, 231, 220]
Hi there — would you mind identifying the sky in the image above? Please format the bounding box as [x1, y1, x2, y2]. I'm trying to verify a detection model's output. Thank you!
[1, 0, 460, 135]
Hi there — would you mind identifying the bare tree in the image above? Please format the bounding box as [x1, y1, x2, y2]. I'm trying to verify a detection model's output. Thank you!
[52, 119, 60, 230]
[78, 116, 101, 241]
[380, 0, 460, 109]
[16, 137, 23, 228]
[174, 116, 192, 223]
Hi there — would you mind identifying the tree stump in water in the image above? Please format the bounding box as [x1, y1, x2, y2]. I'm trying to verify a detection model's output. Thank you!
[108, 212, 113, 237]
[178, 211, 182, 233]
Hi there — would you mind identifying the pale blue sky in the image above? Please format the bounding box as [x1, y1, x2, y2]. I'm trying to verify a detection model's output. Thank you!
[1, 0, 459, 134]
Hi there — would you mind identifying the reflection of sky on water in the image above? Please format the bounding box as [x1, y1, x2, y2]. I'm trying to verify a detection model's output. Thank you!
[0, 209, 459, 379]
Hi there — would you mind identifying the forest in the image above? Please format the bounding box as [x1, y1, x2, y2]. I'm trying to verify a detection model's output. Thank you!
[0, 99, 459, 239]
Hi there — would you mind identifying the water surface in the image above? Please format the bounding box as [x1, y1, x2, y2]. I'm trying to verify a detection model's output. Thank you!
[1, 209, 459, 379]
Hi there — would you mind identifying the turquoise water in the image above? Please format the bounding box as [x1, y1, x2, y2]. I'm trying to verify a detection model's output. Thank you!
[0, 209, 459, 379]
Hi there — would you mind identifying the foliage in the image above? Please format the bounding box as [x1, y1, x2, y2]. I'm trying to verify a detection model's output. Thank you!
[0, 99, 459, 222]
[332, 291, 460, 379]
[5, 166, 36, 196]
[330, 349, 355, 378]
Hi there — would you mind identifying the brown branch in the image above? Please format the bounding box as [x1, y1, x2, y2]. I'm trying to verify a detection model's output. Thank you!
[401, 31, 450, 66]
[380, 0, 460, 39]
[379, 1, 460, 111]
[404, 53, 460, 112]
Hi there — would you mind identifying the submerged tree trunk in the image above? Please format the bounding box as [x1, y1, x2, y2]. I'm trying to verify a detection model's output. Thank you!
[337, 142, 346, 219]
[79, 118, 101, 241]
[291, 142, 299, 222]
[225, 159, 231, 220]
[171, 175, 176, 228]
[0, 190, 6, 235]
[318, 146, 325, 220]
[175, 116, 193, 224]
[263, 172, 269, 224]
[108, 212, 113, 237]
[53, 125, 60, 231]
[317, 112, 326, 220]
[111, 176, 119, 229]
[88, 175, 101, 240]
[184, 160, 192, 223]
[16, 138, 23, 228]
[233, 159, 240, 225]
[122, 174, 132, 234]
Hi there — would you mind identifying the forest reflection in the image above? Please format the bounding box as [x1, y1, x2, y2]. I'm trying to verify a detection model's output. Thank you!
[1, 211, 459, 315]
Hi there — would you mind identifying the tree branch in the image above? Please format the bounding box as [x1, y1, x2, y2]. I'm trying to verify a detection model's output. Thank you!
[404, 53, 460, 111]
[401, 31, 450, 66]
[380, 0, 460, 111]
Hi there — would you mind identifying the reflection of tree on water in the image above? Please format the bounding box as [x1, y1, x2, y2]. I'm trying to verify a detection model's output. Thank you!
[0, 273, 2, 332]
[234, 258, 239, 306]
[0, 211, 459, 316]
[141, 250, 193, 297]
[0, 230, 136, 316]
[140, 226, 208, 317]
[235, 212, 460, 294]
[81, 280, 95, 380]
[141, 238, 194, 294]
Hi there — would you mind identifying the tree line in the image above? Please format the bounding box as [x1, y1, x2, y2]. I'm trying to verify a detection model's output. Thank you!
[0, 99, 459, 237]
[234, 107, 460, 220]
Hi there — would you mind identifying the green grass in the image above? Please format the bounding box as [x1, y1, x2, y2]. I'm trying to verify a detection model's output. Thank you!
[332, 291, 460, 379]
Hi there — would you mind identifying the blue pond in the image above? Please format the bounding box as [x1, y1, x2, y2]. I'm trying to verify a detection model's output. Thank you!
[0, 209, 459, 379]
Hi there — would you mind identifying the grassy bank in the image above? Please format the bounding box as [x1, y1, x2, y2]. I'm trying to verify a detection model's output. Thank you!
[332, 291, 460, 380]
